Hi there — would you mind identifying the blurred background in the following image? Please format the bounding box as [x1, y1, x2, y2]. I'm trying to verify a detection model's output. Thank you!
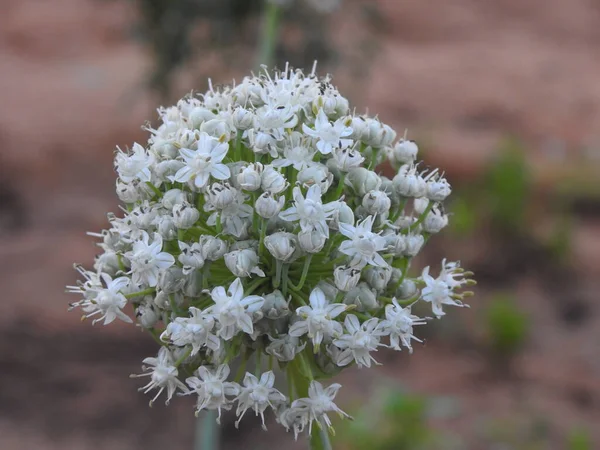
[1, 0, 599, 449]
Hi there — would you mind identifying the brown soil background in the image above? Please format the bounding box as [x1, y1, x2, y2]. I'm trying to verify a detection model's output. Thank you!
[1, 0, 599, 449]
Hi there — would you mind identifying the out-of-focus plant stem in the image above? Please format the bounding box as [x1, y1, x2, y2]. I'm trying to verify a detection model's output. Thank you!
[195, 410, 219, 450]
[256, 2, 281, 70]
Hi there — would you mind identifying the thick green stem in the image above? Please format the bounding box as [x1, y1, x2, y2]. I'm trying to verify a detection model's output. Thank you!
[194, 411, 219, 450]
[289, 254, 313, 291]
[256, 2, 281, 70]
[310, 424, 333, 450]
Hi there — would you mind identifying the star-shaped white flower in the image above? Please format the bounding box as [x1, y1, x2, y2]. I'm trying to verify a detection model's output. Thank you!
[302, 109, 353, 155]
[333, 315, 384, 368]
[421, 261, 468, 317]
[80, 273, 132, 325]
[171, 132, 230, 189]
[338, 215, 388, 268]
[125, 232, 175, 287]
[380, 298, 427, 352]
[206, 278, 265, 340]
[289, 287, 346, 350]
[279, 185, 337, 238]
[185, 365, 240, 422]
[234, 371, 286, 429]
[115, 143, 154, 183]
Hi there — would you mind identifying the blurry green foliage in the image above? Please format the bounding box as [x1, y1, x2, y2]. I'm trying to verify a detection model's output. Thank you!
[484, 414, 551, 450]
[338, 389, 440, 450]
[567, 427, 593, 450]
[485, 293, 528, 358]
[484, 137, 531, 233]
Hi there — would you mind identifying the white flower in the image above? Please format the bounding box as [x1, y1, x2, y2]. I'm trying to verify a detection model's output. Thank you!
[426, 176, 451, 202]
[266, 334, 306, 361]
[205, 182, 237, 210]
[380, 298, 427, 352]
[237, 163, 263, 191]
[279, 185, 337, 238]
[302, 109, 353, 155]
[346, 167, 381, 196]
[172, 203, 200, 229]
[261, 165, 288, 194]
[234, 371, 286, 429]
[421, 263, 468, 317]
[393, 163, 427, 198]
[255, 192, 285, 219]
[224, 248, 265, 278]
[207, 191, 253, 238]
[330, 146, 364, 172]
[271, 134, 316, 171]
[264, 232, 299, 262]
[362, 190, 391, 215]
[289, 287, 346, 350]
[423, 206, 448, 233]
[177, 241, 205, 274]
[339, 216, 388, 268]
[115, 143, 154, 183]
[333, 266, 361, 292]
[297, 164, 334, 193]
[297, 229, 326, 253]
[171, 132, 230, 189]
[206, 278, 265, 340]
[290, 381, 350, 434]
[131, 347, 188, 405]
[389, 139, 419, 166]
[333, 315, 383, 368]
[125, 232, 175, 287]
[185, 365, 240, 422]
[81, 273, 132, 325]
[162, 307, 219, 355]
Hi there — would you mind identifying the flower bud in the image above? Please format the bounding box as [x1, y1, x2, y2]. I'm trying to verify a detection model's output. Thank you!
[261, 290, 290, 320]
[162, 189, 189, 209]
[227, 162, 247, 189]
[155, 160, 184, 182]
[363, 266, 392, 291]
[298, 229, 327, 253]
[329, 200, 354, 230]
[395, 279, 418, 299]
[94, 251, 121, 276]
[343, 282, 378, 311]
[404, 234, 425, 257]
[200, 235, 228, 261]
[393, 164, 427, 198]
[261, 165, 288, 194]
[224, 248, 265, 277]
[362, 118, 396, 148]
[390, 140, 418, 166]
[178, 241, 205, 274]
[297, 165, 334, 193]
[116, 180, 146, 203]
[423, 207, 448, 233]
[413, 197, 430, 215]
[136, 303, 160, 329]
[264, 232, 298, 262]
[266, 334, 306, 362]
[347, 167, 381, 196]
[232, 107, 254, 130]
[176, 129, 198, 148]
[255, 192, 285, 219]
[156, 215, 178, 240]
[426, 177, 452, 202]
[206, 182, 237, 209]
[237, 163, 263, 191]
[172, 203, 200, 229]
[188, 106, 216, 128]
[330, 147, 364, 172]
[334, 266, 361, 292]
[362, 190, 391, 215]
[200, 119, 231, 141]
[158, 266, 186, 294]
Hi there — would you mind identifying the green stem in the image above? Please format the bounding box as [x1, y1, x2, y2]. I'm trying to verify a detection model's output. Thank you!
[194, 411, 219, 450]
[333, 172, 346, 199]
[145, 182, 163, 198]
[256, 2, 281, 71]
[273, 259, 283, 289]
[124, 288, 156, 299]
[289, 254, 313, 291]
[310, 424, 333, 450]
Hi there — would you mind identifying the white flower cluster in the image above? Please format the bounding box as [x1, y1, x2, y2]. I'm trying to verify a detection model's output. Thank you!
[68, 65, 474, 438]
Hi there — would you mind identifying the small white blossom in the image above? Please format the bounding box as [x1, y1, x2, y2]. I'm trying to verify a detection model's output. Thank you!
[339, 216, 388, 268]
[125, 232, 175, 287]
[279, 185, 337, 238]
[289, 381, 350, 434]
[162, 307, 220, 355]
[302, 109, 353, 155]
[289, 287, 346, 350]
[333, 315, 383, 368]
[224, 248, 265, 278]
[81, 273, 132, 325]
[207, 278, 265, 340]
[185, 365, 240, 422]
[421, 262, 469, 317]
[171, 132, 230, 189]
[234, 371, 286, 429]
[177, 241, 205, 274]
[116, 143, 154, 183]
[380, 298, 427, 352]
[132, 347, 188, 405]
[255, 192, 285, 219]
